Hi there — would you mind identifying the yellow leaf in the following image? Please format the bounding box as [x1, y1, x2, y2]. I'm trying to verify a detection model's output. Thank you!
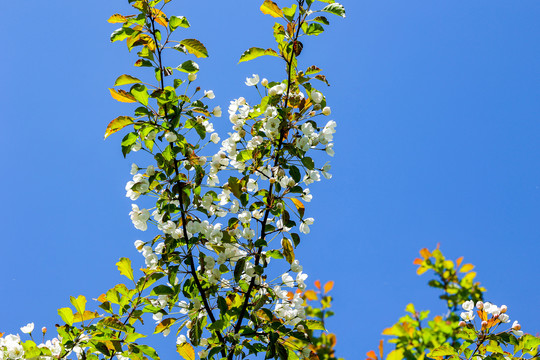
[109, 88, 136, 103]
[416, 266, 428, 275]
[460, 263, 475, 273]
[155, 318, 176, 334]
[116, 257, 134, 281]
[304, 290, 318, 301]
[291, 198, 305, 217]
[70, 295, 86, 315]
[108, 14, 127, 23]
[382, 327, 395, 336]
[260, 0, 283, 18]
[73, 311, 100, 323]
[405, 303, 415, 314]
[114, 74, 142, 86]
[104, 116, 133, 139]
[177, 343, 195, 360]
[152, 8, 168, 27]
[180, 39, 209, 58]
[456, 256, 464, 268]
[282, 238, 295, 264]
[324, 281, 334, 294]
[386, 349, 404, 360]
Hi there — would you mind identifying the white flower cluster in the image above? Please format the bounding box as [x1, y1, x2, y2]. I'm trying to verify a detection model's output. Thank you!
[460, 300, 523, 337]
[272, 261, 308, 326]
[0, 324, 65, 360]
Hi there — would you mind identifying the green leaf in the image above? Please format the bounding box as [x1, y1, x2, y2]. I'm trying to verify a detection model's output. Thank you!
[151, 285, 175, 296]
[234, 258, 246, 283]
[114, 74, 142, 86]
[239, 47, 280, 63]
[136, 345, 160, 360]
[179, 39, 208, 58]
[321, 3, 346, 18]
[102, 317, 128, 332]
[70, 295, 86, 315]
[260, 0, 283, 18]
[289, 166, 301, 183]
[169, 16, 190, 31]
[312, 16, 330, 25]
[301, 156, 315, 170]
[305, 320, 325, 331]
[176, 60, 199, 73]
[304, 23, 325, 36]
[58, 307, 74, 326]
[104, 116, 133, 139]
[283, 4, 297, 21]
[427, 343, 458, 358]
[130, 84, 149, 106]
[387, 349, 404, 360]
[116, 257, 134, 281]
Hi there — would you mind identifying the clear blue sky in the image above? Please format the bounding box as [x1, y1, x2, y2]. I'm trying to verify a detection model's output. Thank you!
[1, 0, 539, 358]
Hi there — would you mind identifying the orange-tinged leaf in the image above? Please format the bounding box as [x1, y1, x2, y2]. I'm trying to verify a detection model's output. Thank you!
[105, 116, 133, 139]
[416, 266, 428, 275]
[419, 248, 431, 259]
[97, 293, 107, 303]
[366, 350, 377, 360]
[413, 258, 423, 265]
[108, 14, 127, 23]
[456, 256, 464, 268]
[0, 332, 4, 338]
[291, 198, 305, 218]
[109, 88, 136, 103]
[378, 339, 384, 359]
[324, 281, 334, 294]
[314, 280, 321, 290]
[152, 9, 168, 27]
[260, 0, 283, 18]
[460, 264, 475, 273]
[309, 352, 320, 360]
[176, 343, 195, 360]
[328, 333, 337, 347]
[304, 290, 318, 301]
[477, 309, 487, 322]
[382, 327, 395, 335]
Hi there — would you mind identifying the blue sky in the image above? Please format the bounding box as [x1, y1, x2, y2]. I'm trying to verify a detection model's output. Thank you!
[1, 0, 539, 358]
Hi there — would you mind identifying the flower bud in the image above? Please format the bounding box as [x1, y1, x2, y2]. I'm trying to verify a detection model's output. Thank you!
[239, 129, 246, 138]
[261, 78, 269, 87]
[476, 301, 484, 310]
[512, 321, 521, 330]
[459, 321, 466, 327]
[500, 305, 507, 313]
[322, 106, 331, 116]
[481, 320, 488, 328]
[297, 325, 305, 331]
[188, 73, 197, 82]
[186, 320, 192, 329]
[42, 327, 47, 334]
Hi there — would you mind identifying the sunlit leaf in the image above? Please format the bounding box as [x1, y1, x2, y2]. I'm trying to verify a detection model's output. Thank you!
[304, 290, 318, 301]
[176, 60, 199, 73]
[180, 39, 208, 58]
[305, 320, 325, 331]
[282, 238, 295, 264]
[321, 3, 346, 18]
[104, 116, 133, 139]
[70, 295, 86, 315]
[291, 198, 305, 218]
[387, 349, 404, 360]
[260, 0, 283, 18]
[169, 16, 190, 31]
[314, 280, 321, 290]
[238, 47, 280, 63]
[324, 281, 334, 294]
[109, 88, 136, 103]
[114, 74, 142, 86]
[176, 343, 195, 360]
[155, 318, 176, 334]
[108, 14, 127, 23]
[419, 248, 431, 259]
[58, 307, 74, 326]
[460, 264, 475, 273]
[427, 343, 458, 358]
[73, 310, 100, 323]
[116, 257, 134, 281]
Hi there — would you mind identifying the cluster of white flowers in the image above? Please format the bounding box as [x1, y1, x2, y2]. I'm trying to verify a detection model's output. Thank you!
[134, 240, 160, 269]
[125, 171, 150, 200]
[129, 204, 150, 231]
[459, 300, 523, 337]
[0, 324, 66, 360]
